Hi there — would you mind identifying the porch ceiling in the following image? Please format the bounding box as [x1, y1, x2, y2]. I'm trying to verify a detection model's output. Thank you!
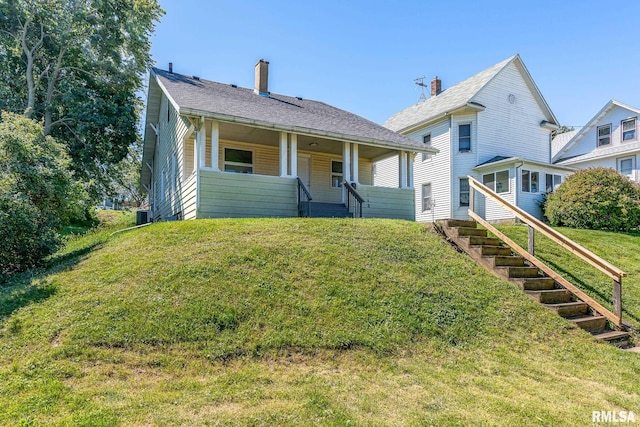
[218, 121, 398, 159]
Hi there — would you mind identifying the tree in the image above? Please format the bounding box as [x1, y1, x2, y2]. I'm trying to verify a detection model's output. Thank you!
[0, 111, 87, 279]
[0, 0, 163, 197]
[551, 125, 575, 139]
[545, 167, 640, 231]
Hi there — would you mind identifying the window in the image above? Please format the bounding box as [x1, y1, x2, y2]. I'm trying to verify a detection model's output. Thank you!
[622, 118, 636, 142]
[545, 173, 562, 192]
[422, 183, 433, 211]
[459, 178, 469, 206]
[331, 160, 343, 187]
[422, 134, 432, 161]
[618, 157, 634, 177]
[459, 124, 471, 152]
[521, 170, 539, 193]
[224, 148, 253, 173]
[597, 124, 611, 147]
[482, 170, 510, 193]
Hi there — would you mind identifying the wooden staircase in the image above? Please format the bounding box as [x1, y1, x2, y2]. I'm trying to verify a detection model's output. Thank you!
[438, 219, 632, 348]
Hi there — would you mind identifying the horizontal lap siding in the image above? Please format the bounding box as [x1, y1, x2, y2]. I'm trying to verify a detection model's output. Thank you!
[373, 155, 400, 188]
[182, 174, 198, 219]
[358, 185, 414, 220]
[198, 171, 297, 218]
[218, 140, 280, 177]
[481, 166, 516, 221]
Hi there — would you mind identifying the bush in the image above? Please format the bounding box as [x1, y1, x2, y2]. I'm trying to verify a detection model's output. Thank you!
[545, 167, 640, 231]
[0, 111, 88, 280]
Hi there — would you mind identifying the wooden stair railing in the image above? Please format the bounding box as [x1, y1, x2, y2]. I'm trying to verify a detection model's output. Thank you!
[467, 175, 626, 327]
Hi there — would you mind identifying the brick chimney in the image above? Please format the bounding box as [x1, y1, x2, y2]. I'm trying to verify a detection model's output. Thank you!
[431, 76, 441, 97]
[254, 59, 269, 96]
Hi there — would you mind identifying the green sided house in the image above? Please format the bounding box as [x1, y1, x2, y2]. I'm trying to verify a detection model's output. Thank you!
[141, 60, 437, 221]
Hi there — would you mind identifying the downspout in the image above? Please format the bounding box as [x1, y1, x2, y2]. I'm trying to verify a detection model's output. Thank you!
[514, 160, 525, 214]
[448, 114, 454, 219]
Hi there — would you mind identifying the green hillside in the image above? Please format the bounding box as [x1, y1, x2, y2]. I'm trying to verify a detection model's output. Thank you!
[1, 215, 638, 426]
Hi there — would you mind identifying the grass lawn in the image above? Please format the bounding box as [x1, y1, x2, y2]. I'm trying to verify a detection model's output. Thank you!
[495, 224, 640, 330]
[0, 216, 638, 425]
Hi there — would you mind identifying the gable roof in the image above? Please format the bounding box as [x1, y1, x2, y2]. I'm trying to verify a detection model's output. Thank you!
[150, 68, 431, 153]
[472, 155, 575, 172]
[384, 54, 558, 133]
[552, 100, 640, 162]
[550, 129, 579, 158]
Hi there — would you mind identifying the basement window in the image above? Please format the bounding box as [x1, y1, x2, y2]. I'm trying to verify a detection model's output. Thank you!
[482, 170, 510, 194]
[331, 160, 343, 187]
[224, 148, 253, 173]
[597, 124, 611, 147]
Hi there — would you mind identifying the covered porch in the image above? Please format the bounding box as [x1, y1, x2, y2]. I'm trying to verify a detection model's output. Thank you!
[182, 117, 418, 220]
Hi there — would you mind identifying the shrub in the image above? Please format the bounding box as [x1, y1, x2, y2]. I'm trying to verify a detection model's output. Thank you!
[0, 111, 87, 280]
[545, 167, 640, 231]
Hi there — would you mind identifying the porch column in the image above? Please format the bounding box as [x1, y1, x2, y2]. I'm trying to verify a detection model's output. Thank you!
[198, 117, 206, 169]
[352, 143, 359, 184]
[279, 131, 288, 177]
[343, 142, 351, 183]
[407, 152, 415, 188]
[399, 151, 408, 188]
[210, 120, 219, 171]
[290, 133, 298, 177]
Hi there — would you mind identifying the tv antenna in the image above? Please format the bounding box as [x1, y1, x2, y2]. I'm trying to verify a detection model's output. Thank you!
[415, 76, 427, 102]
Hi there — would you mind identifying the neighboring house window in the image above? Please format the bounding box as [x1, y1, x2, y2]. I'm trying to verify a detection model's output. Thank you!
[422, 183, 433, 211]
[597, 124, 611, 147]
[545, 174, 562, 192]
[331, 160, 343, 187]
[459, 178, 470, 206]
[521, 170, 539, 193]
[618, 157, 634, 178]
[482, 170, 509, 193]
[459, 124, 471, 152]
[422, 134, 432, 161]
[224, 148, 253, 173]
[622, 118, 636, 142]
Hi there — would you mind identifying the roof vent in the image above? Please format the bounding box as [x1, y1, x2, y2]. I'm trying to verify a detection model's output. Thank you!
[169, 62, 173, 73]
[296, 96, 303, 100]
[254, 59, 269, 96]
[193, 76, 200, 80]
[230, 84, 238, 88]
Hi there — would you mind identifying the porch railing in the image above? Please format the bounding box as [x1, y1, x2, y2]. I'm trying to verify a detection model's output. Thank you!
[467, 175, 626, 327]
[344, 181, 364, 218]
[297, 177, 312, 217]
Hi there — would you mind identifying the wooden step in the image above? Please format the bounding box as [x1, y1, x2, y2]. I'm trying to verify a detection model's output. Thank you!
[444, 219, 477, 228]
[466, 236, 500, 246]
[593, 330, 630, 342]
[512, 277, 555, 291]
[495, 266, 539, 278]
[525, 289, 572, 304]
[474, 245, 512, 256]
[568, 314, 606, 332]
[489, 256, 525, 267]
[625, 347, 640, 353]
[454, 227, 487, 237]
[546, 301, 589, 317]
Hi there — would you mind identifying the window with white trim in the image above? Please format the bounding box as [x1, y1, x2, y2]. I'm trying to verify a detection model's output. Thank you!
[618, 156, 634, 178]
[482, 170, 509, 193]
[459, 178, 470, 206]
[521, 170, 539, 193]
[459, 124, 471, 152]
[622, 118, 636, 142]
[545, 173, 562, 192]
[422, 134, 432, 161]
[331, 160, 343, 187]
[224, 148, 253, 173]
[422, 183, 433, 211]
[597, 124, 611, 147]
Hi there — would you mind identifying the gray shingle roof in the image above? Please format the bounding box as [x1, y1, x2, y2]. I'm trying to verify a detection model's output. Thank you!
[384, 56, 516, 132]
[551, 129, 579, 158]
[153, 68, 428, 151]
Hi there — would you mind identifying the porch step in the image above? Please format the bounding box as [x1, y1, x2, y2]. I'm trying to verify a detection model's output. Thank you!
[526, 289, 572, 304]
[308, 202, 352, 218]
[437, 218, 632, 350]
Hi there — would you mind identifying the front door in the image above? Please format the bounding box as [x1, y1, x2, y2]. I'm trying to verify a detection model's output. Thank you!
[297, 155, 311, 191]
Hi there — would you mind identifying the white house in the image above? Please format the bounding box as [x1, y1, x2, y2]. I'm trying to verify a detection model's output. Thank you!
[140, 60, 436, 222]
[553, 100, 639, 183]
[375, 54, 573, 222]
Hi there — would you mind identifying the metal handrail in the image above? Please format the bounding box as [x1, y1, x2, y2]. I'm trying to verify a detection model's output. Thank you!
[467, 175, 626, 325]
[343, 181, 364, 218]
[297, 177, 312, 217]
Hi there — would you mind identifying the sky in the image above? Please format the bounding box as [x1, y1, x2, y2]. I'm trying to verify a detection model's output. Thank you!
[149, 0, 640, 128]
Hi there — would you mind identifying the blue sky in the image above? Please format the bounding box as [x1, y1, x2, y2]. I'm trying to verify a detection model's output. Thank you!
[150, 0, 639, 127]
